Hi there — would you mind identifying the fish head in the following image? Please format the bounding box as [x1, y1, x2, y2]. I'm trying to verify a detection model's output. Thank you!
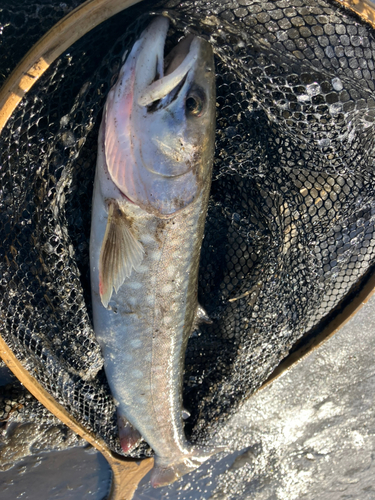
[104, 16, 216, 216]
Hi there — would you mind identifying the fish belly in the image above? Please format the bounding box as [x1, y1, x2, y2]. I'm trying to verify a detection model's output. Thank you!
[90, 173, 209, 472]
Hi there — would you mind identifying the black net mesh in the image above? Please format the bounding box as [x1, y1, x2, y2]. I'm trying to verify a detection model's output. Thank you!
[1, 0, 375, 458]
[0, 0, 88, 88]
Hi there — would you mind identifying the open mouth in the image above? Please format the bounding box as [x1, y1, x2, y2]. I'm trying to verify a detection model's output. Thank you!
[136, 17, 199, 107]
[145, 73, 188, 113]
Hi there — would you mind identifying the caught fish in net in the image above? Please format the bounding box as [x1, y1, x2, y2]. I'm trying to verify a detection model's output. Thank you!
[1, 0, 375, 480]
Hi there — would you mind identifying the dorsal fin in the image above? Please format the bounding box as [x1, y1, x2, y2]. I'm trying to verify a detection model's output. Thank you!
[99, 201, 144, 308]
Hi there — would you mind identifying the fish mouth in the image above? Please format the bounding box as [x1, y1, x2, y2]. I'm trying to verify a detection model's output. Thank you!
[136, 17, 200, 108]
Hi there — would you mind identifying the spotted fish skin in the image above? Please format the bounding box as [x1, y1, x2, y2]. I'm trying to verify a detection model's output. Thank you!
[90, 172, 211, 484]
[90, 16, 216, 487]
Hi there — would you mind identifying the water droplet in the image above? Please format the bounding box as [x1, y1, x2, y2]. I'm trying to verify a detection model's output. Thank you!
[306, 82, 321, 96]
[61, 131, 75, 147]
[317, 138, 330, 148]
[331, 77, 343, 91]
[297, 93, 310, 102]
[329, 102, 342, 115]
[60, 115, 70, 127]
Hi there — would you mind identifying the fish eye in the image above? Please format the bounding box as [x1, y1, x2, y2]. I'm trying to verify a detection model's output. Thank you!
[186, 90, 205, 116]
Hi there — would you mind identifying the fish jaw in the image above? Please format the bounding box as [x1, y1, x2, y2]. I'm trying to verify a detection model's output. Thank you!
[104, 16, 216, 216]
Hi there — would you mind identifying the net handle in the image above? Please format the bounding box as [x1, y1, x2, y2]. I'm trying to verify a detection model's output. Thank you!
[0, 0, 156, 498]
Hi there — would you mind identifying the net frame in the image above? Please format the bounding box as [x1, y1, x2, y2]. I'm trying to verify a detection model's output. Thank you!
[340, 0, 375, 29]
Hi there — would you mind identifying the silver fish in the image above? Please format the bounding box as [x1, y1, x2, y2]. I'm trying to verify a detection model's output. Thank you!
[89, 16, 216, 487]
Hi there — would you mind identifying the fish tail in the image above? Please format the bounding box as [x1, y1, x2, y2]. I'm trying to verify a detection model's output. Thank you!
[151, 446, 223, 488]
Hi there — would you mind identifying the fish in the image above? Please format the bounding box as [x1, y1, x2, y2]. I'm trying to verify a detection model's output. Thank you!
[89, 16, 216, 487]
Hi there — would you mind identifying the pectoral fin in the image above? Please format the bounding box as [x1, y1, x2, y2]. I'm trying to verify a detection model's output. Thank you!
[99, 201, 144, 308]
